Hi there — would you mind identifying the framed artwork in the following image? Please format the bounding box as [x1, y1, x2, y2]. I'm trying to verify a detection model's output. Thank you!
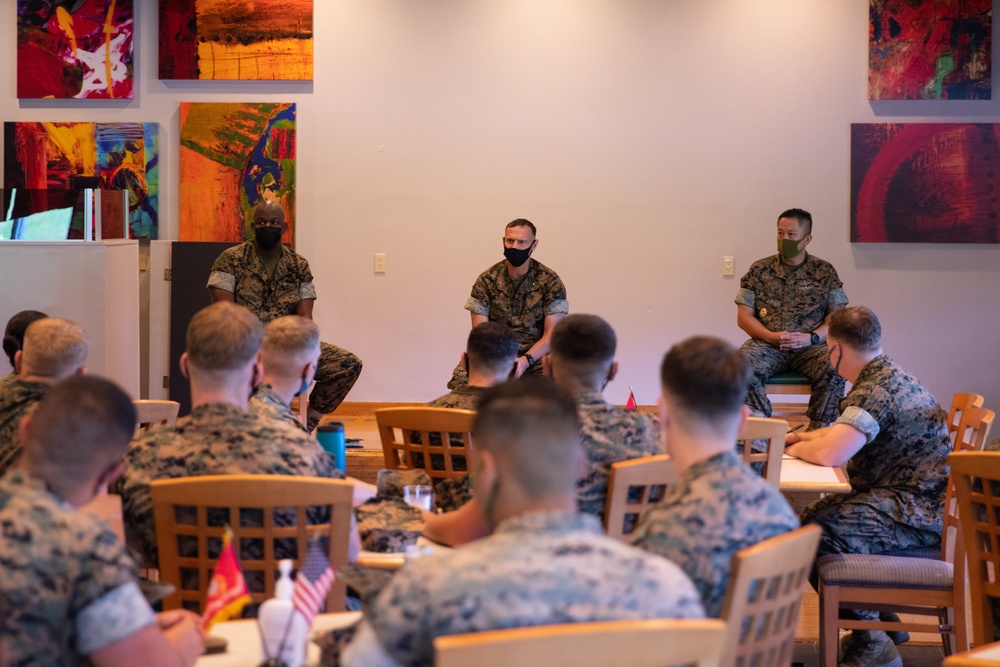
[869, 0, 991, 100]
[17, 0, 134, 99]
[851, 123, 1000, 243]
[160, 0, 313, 80]
[179, 103, 296, 243]
[3, 122, 158, 239]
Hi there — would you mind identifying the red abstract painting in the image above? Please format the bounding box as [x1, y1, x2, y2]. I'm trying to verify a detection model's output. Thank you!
[851, 123, 1000, 243]
[869, 0, 990, 100]
[17, 0, 134, 99]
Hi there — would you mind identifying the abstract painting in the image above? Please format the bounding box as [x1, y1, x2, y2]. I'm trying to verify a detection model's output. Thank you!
[160, 0, 313, 80]
[17, 0, 134, 99]
[869, 0, 991, 100]
[851, 123, 1000, 243]
[4, 122, 159, 239]
[179, 103, 296, 243]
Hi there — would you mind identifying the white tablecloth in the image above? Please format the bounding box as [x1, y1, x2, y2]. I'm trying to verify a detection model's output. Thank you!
[195, 612, 362, 667]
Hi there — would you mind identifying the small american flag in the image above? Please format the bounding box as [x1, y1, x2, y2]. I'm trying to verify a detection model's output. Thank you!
[292, 537, 336, 628]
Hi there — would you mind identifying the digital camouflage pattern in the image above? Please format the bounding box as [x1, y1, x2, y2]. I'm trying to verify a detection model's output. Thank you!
[0, 470, 155, 666]
[343, 511, 705, 667]
[736, 253, 849, 424]
[433, 474, 473, 513]
[355, 497, 424, 553]
[575, 391, 662, 519]
[802, 355, 950, 557]
[375, 469, 432, 499]
[208, 241, 362, 418]
[249, 382, 309, 433]
[117, 402, 342, 567]
[629, 450, 799, 617]
[0, 375, 47, 476]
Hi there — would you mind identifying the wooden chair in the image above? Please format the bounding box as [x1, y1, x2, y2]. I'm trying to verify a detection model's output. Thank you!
[133, 399, 180, 435]
[947, 393, 985, 440]
[434, 618, 728, 667]
[764, 372, 812, 418]
[814, 408, 995, 666]
[950, 451, 1000, 647]
[603, 454, 676, 541]
[719, 525, 821, 667]
[150, 474, 353, 613]
[736, 417, 787, 488]
[375, 407, 475, 482]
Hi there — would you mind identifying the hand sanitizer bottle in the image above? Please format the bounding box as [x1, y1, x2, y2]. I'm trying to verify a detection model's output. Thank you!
[258, 559, 308, 667]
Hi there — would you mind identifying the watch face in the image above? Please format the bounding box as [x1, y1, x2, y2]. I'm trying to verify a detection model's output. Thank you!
[811, 333, 820, 345]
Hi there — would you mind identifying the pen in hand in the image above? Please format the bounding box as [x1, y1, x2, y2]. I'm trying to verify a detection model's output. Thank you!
[787, 424, 805, 434]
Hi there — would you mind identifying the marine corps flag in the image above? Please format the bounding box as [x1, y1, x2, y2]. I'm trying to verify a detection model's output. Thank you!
[202, 527, 251, 630]
[625, 386, 637, 411]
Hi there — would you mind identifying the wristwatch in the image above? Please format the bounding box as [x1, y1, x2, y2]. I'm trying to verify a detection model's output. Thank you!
[525, 353, 536, 366]
[810, 331, 820, 345]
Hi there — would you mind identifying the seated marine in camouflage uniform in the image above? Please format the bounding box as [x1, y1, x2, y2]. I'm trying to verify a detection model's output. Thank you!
[786, 306, 950, 667]
[342, 378, 705, 667]
[208, 199, 362, 431]
[0, 317, 87, 476]
[450, 218, 568, 388]
[0, 375, 203, 667]
[736, 208, 848, 428]
[117, 303, 345, 569]
[629, 336, 799, 618]
[249, 315, 322, 434]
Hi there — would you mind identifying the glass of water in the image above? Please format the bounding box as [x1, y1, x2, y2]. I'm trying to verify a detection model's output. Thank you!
[403, 484, 434, 511]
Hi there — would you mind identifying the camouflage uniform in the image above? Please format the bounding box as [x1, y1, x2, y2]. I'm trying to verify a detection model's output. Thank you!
[342, 511, 705, 667]
[575, 391, 663, 519]
[0, 470, 155, 666]
[249, 382, 309, 433]
[450, 259, 568, 387]
[629, 450, 799, 617]
[208, 241, 362, 416]
[117, 402, 343, 567]
[736, 253, 849, 424]
[801, 355, 950, 572]
[0, 375, 47, 476]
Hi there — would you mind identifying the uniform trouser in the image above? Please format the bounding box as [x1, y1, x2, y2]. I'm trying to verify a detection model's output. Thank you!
[309, 341, 363, 416]
[739, 339, 845, 424]
[802, 494, 942, 621]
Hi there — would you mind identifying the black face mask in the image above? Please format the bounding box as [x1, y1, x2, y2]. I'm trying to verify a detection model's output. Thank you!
[255, 227, 282, 250]
[503, 244, 533, 268]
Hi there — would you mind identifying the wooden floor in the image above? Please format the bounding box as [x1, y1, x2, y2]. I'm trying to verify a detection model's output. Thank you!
[329, 402, 952, 665]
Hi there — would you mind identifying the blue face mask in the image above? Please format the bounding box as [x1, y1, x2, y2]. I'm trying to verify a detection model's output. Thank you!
[830, 344, 843, 376]
[294, 364, 314, 397]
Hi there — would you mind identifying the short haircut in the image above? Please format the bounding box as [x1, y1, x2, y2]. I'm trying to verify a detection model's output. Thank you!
[550, 314, 616, 378]
[828, 306, 881, 353]
[466, 322, 518, 375]
[21, 318, 87, 378]
[253, 199, 285, 223]
[660, 336, 750, 431]
[505, 218, 537, 237]
[24, 375, 136, 486]
[186, 302, 263, 371]
[777, 208, 813, 236]
[262, 316, 320, 377]
[474, 377, 581, 498]
[3, 309, 48, 368]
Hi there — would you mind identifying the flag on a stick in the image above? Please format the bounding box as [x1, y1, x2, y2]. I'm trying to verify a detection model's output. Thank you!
[292, 537, 336, 628]
[202, 528, 251, 630]
[625, 386, 637, 411]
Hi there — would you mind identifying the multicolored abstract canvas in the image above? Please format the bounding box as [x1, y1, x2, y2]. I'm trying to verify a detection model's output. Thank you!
[3, 122, 159, 239]
[179, 103, 296, 243]
[160, 0, 313, 80]
[17, 0, 134, 99]
[851, 123, 1000, 243]
[869, 0, 991, 100]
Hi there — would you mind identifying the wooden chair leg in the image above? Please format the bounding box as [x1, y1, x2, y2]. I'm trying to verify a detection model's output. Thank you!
[819, 583, 840, 667]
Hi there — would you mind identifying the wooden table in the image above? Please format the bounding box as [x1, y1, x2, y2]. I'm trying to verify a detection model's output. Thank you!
[944, 640, 1000, 666]
[778, 454, 850, 494]
[195, 612, 362, 666]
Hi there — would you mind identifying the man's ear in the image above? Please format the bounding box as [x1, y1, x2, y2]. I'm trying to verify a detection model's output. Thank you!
[607, 361, 618, 384]
[13, 350, 22, 375]
[461, 352, 469, 375]
[657, 395, 669, 429]
[18, 413, 32, 446]
[76, 366, 87, 376]
[97, 460, 126, 488]
[179, 352, 190, 380]
[541, 355, 551, 379]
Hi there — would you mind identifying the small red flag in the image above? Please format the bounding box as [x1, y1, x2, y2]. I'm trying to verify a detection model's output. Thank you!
[625, 386, 637, 411]
[201, 529, 251, 631]
[292, 537, 336, 628]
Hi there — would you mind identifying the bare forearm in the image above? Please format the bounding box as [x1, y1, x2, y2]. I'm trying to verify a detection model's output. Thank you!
[737, 307, 779, 345]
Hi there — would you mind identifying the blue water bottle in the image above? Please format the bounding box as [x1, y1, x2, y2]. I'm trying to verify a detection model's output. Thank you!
[316, 422, 347, 472]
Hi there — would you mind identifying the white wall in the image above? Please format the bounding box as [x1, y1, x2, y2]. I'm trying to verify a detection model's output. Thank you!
[2, 1, 999, 410]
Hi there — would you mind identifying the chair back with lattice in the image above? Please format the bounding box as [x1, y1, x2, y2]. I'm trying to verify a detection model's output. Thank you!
[719, 524, 821, 667]
[133, 399, 180, 435]
[948, 393, 985, 441]
[151, 474, 353, 613]
[604, 455, 676, 541]
[953, 406, 995, 454]
[950, 451, 1000, 646]
[375, 407, 475, 482]
[736, 417, 786, 488]
[434, 618, 727, 667]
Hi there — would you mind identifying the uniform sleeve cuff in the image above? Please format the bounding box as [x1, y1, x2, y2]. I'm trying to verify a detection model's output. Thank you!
[300, 281, 318, 301]
[464, 297, 488, 316]
[544, 299, 569, 316]
[828, 287, 849, 309]
[76, 582, 157, 654]
[207, 271, 235, 292]
[735, 288, 755, 308]
[836, 406, 879, 444]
